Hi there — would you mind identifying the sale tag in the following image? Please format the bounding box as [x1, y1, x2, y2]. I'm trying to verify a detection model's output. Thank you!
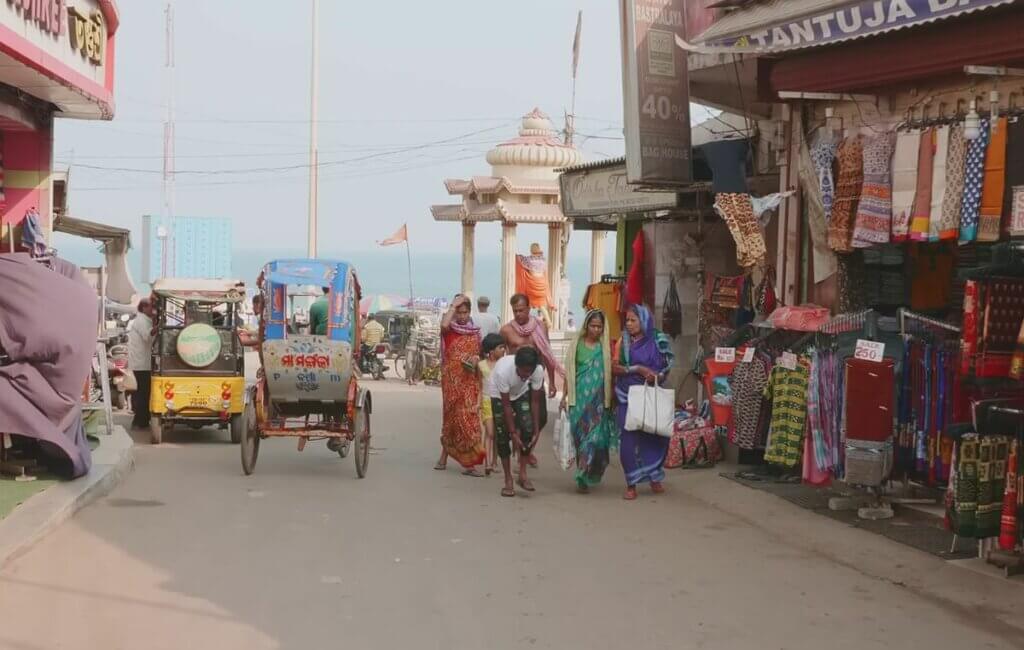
[742, 347, 756, 363]
[854, 339, 886, 363]
[715, 347, 736, 363]
[780, 352, 797, 370]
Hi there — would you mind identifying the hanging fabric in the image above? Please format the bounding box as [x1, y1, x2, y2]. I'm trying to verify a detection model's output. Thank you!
[1001, 117, 1024, 237]
[999, 440, 1019, 551]
[798, 128, 838, 282]
[891, 130, 921, 242]
[662, 272, 682, 339]
[852, 132, 896, 248]
[938, 125, 968, 241]
[810, 131, 839, 221]
[20, 208, 46, 256]
[828, 136, 864, 253]
[909, 128, 935, 241]
[960, 117, 992, 243]
[763, 358, 810, 468]
[928, 125, 951, 242]
[730, 354, 769, 450]
[624, 231, 645, 306]
[978, 116, 1009, 242]
[714, 193, 767, 268]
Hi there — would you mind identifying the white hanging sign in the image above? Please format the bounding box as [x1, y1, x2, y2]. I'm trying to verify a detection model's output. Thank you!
[854, 339, 886, 362]
[715, 347, 736, 363]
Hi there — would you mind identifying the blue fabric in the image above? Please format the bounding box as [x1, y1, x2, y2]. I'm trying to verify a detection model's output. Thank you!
[20, 208, 46, 256]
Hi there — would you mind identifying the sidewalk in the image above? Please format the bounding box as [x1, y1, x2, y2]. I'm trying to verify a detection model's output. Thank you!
[673, 462, 1024, 637]
[0, 425, 135, 568]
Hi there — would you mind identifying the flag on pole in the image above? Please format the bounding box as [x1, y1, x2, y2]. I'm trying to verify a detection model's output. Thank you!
[571, 10, 583, 79]
[379, 224, 408, 247]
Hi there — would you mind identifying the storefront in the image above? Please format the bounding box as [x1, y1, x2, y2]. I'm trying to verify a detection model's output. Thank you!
[0, 0, 118, 249]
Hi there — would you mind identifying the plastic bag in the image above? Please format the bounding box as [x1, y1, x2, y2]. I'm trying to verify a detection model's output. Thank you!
[553, 410, 575, 471]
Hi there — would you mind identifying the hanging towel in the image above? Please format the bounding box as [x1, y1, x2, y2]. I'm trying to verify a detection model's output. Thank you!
[810, 132, 839, 221]
[928, 125, 951, 242]
[909, 128, 935, 241]
[1001, 117, 1024, 237]
[978, 116, 1008, 242]
[714, 193, 767, 269]
[852, 132, 896, 248]
[938, 125, 968, 241]
[891, 130, 921, 243]
[828, 136, 863, 253]
[960, 117, 991, 243]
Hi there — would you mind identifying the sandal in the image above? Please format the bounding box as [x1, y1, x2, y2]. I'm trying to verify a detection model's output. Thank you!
[651, 481, 666, 494]
[623, 486, 638, 501]
[501, 486, 516, 497]
[517, 478, 536, 492]
[462, 468, 484, 477]
[433, 463, 447, 471]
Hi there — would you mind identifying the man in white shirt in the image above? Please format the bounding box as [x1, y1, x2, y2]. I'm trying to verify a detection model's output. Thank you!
[474, 296, 501, 339]
[127, 298, 155, 428]
[489, 346, 547, 497]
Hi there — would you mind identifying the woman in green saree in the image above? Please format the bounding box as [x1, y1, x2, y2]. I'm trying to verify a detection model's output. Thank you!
[560, 310, 616, 492]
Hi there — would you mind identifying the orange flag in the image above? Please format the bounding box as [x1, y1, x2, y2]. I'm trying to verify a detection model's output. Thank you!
[379, 224, 407, 247]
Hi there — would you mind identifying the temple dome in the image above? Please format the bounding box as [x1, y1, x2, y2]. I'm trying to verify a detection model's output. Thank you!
[486, 108, 583, 177]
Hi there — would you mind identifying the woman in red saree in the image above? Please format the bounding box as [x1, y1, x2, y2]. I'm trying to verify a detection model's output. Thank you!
[435, 294, 486, 475]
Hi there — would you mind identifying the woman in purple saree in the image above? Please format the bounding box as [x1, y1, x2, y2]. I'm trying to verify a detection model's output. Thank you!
[613, 304, 675, 500]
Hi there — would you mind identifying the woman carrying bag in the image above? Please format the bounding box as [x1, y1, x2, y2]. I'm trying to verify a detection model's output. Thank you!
[613, 304, 675, 501]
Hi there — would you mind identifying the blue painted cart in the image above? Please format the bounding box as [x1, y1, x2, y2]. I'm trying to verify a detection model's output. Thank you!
[242, 259, 371, 477]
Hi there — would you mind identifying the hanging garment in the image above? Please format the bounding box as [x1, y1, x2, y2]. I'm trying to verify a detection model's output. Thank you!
[1002, 117, 1024, 236]
[583, 282, 623, 341]
[763, 358, 810, 468]
[951, 435, 980, 536]
[891, 130, 921, 242]
[852, 132, 896, 247]
[977, 437, 1011, 538]
[700, 139, 749, 194]
[909, 243, 954, 312]
[624, 231, 645, 306]
[20, 208, 46, 256]
[938, 125, 968, 241]
[730, 354, 769, 450]
[714, 193, 767, 268]
[800, 126, 839, 283]
[909, 128, 935, 241]
[828, 136, 864, 253]
[999, 440, 1019, 551]
[844, 357, 895, 443]
[979, 116, 1009, 242]
[806, 350, 833, 477]
[960, 117, 991, 243]
[928, 125, 951, 242]
[662, 272, 682, 339]
[810, 132, 839, 220]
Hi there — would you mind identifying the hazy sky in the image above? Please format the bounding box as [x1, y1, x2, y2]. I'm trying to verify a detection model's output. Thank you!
[55, 1, 711, 258]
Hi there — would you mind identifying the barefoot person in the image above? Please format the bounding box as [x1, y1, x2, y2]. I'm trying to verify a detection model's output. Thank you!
[478, 333, 506, 475]
[490, 347, 547, 496]
[436, 294, 486, 475]
[612, 305, 674, 501]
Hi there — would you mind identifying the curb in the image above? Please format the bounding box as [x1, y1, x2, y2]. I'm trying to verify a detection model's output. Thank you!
[0, 425, 135, 569]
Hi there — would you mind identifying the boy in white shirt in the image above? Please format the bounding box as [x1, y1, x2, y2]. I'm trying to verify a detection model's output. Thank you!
[489, 346, 547, 496]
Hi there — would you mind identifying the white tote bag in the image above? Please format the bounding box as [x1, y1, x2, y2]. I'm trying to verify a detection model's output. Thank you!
[552, 410, 576, 471]
[625, 381, 676, 437]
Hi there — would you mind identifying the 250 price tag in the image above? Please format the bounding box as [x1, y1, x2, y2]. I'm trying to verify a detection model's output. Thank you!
[854, 339, 886, 362]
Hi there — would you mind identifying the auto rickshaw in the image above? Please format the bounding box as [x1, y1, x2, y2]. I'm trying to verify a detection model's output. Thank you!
[149, 278, 247, 445]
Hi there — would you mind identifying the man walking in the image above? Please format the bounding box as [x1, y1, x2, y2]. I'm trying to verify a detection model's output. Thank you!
[489, 347, 547, 496]
[128, 298, 155, 429]
[500, 293, 563, 399]
[474, 296, 501, 339]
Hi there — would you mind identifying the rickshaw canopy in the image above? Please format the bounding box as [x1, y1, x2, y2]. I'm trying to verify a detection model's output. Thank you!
[260, 259, 361, 343]
[152, 278, 246, 303]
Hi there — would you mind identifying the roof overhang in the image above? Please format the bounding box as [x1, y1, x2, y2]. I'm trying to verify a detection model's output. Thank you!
[54, 214, 130, 247]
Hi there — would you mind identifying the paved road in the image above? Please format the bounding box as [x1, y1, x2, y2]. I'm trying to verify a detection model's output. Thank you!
[1, 379, 1021, 650]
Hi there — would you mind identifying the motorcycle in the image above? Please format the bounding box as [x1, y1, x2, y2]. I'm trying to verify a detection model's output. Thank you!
[107, 343, 130, 410]
[359, 343, 386, 381]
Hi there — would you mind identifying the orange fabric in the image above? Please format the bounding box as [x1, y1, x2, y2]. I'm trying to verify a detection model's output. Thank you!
[440, 331, 486, 468]
[515, 257, 554, 309]
[979, 117, 1008, 242]
[583, 283, 623, 341]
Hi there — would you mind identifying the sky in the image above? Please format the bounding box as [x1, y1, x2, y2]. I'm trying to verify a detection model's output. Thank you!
[53, 1, 712, 275]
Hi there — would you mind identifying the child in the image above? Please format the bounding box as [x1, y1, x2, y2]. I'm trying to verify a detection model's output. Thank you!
[478, 333, 506, 475]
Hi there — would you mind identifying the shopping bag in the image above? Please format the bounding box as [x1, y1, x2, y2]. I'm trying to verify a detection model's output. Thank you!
[122, 369, 137, 392]
[625, 382, 675, 437]
[552, 410, 575, 471]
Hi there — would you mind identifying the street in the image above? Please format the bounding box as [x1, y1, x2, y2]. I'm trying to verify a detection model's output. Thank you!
[0, 379, 1021, 650]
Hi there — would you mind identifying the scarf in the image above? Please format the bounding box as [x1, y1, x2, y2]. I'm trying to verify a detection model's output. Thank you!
[441, 317, 480, 360]
[510, 314, 565, 379]
[621, 304, 675, 369]
[564, 309, 612, 409]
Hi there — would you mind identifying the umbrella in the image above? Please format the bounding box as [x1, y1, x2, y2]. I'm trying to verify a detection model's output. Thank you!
[360, 294, 407, 316]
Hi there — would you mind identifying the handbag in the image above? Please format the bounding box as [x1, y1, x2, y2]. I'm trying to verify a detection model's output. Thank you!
[625, 381, 675, 437]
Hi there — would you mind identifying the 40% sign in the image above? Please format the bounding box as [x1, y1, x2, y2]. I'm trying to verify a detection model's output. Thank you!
[641, 94, 686, 122]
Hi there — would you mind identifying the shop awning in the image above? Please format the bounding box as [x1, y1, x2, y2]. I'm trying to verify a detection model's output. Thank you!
[687, 0, 1014, 53]
[54, 215, 131, 247]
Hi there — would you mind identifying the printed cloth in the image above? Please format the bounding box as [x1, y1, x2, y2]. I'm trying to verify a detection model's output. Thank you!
[998, 440, 1019, 551]
[977, 436, 1010, 538]
[491, 393, 547, 460]
[852, 132, 896, 247]
[714, 193, 767, 268]
[440, 329, 486, 468]
[928, 125, 951, 242]
[909, 128, 935, 241]
[567, 338, 616, 487]
[515, 254, 554, 310]
[891, 130, 921, 242]
[810, 133, 839, 220]
[938, 125, 968, 240]
[508, 314, 565, 380]
[978, 116, 1009, 242]
[959, 117, 991, 243]
[730, 354, 769, 450]
[1001, 118, 1024, 235]
[828, 136, 864, 253]
[763, 358, 810, 468]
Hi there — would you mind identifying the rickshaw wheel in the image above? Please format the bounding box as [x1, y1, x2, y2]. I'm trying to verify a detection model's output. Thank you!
[240, 401, 260, 475]
[150, 416, 163, 445]
[353, 406, 370, 478]
[394, 357, 406, 380]
[229, 414, 244, 444]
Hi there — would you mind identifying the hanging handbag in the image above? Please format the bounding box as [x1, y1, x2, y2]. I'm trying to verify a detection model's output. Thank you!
[662, 272, 682, 339]
[625, 380, 676, 437]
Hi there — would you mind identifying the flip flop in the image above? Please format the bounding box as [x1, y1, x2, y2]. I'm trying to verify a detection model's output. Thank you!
[501, 486, 515, 497]
[651, 481, 666, 494]
[433, 463, 447, 471]
[517, 478, 536, 492]
[462, 468, 484, 477]
[623, 487, 638, 501]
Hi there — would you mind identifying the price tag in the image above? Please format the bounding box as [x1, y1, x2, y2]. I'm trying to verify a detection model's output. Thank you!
[742, 347, 756, 363]
[854, 339, 886, 363]
[715, 347, 736, 363]
[780, 352, 797, 370]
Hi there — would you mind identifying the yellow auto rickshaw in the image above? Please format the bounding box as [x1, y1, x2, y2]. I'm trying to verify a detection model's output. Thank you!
[149, 279, 247, 445]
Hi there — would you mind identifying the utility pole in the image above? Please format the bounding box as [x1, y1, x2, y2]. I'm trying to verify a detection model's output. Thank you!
[162, 1, 175, 278]
[307, 0, 320, 258]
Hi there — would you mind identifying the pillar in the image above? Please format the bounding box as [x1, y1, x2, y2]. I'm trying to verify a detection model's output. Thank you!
[547, 223, 563, 329]
[590, 230, 607, 283]
[461, 221, 475, 299]
[500, 222, 517, 323]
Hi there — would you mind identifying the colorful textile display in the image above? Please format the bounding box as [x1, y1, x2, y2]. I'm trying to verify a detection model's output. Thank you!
[1001, 118, 1024, 236]
[763, 358, 810, 468]
[730, 353, 770, 450]
[583, 282, 623, 341]
[939, 125, 968, 240]
[999, 440, 1019, 551]
[625, 231, 645, 305]
[852, 132, 896, 247]
[928, 125, 951, 242]
[959, 117, 991, 243]
[708, 274, 743, 309]
[810, 132, 839, 220]
[951, 434, 980, 537]
[978, 117, 1009, 242]
[891, 130, 921, 242]
[828, 136, 864, 253]
[765, 304, 830, 332]
[714, 193, 767, 268]
[909, 128, 935, 241]
[977, 436, 1011, 538]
